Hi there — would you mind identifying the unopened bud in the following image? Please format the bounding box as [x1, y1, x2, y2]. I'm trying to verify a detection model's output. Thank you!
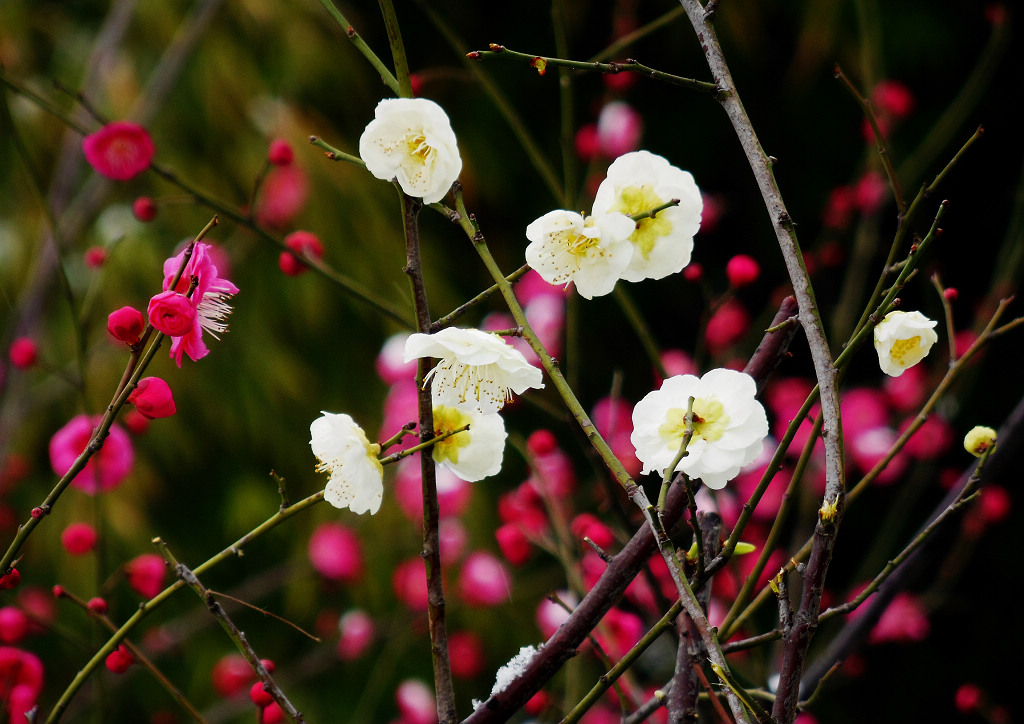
[963, 426, 997, 458]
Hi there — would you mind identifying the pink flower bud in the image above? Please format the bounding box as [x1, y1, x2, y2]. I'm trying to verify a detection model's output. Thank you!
[395, 679, 437, 724]
[597, 102, 642, 158]
[249, 681, 274, 708]
[132, 196, 158, 222]
[61, 522, 98, 555]
[458, 552, 510, 607]
[8, 338, 37, 370]
[128, 377, 177, 419]
[954, 683, 983, 713]
[704, 299, 750, 355]
[211, 653, 253, 697]
[725, 254, 761, 287]
[682, 262, 703, 282]
[147, 290, 196, 336]
[495, 523, 532, 566]
[279, 230, 324, 276]
[536, 593, 573, 639]
[822, 185, 856, 229]
[107, 306, 145, 345]
[105, 645, 135, 674]
[262, 703, 285, 724]
[392, 558, 428, 611]
[375, 333, 417, 385]
[439, 518, 468, 565]
[570, 513, 616, 550]
[49, 415, 134, 493]
[872, 80, 914, 120]
[0, 569, 20, 590]
[87, 597, 108, 615]
[660, 349, 698, 378]
[574, 123, 601, 162]
[337, 609, 374, 661]
[0, 606, 29, 643]
[124, 554, 166, 599]
[448, 631, 485, 679]
[256, 165, 309, 228]
[82, 122, 155, 181]
[526, 429, 558, 456]
[854, 171, 888, 214]
[84, 246, 107, 268]
[943, 287, 959, 301]
[267, 138, 294, 166]
[308, 522, 363, 582]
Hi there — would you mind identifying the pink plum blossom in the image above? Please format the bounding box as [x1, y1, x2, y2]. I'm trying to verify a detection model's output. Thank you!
[159, 242, 239, 367]
[308, 522, 363, 582]
[458, 552, 511, 607]
[337, 610, 374, 661]
[49, 415, 134, 494]
[82, 122, 155, 180]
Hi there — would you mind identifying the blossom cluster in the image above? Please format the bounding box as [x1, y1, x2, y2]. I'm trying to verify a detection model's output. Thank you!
[526, 150, 703, 299]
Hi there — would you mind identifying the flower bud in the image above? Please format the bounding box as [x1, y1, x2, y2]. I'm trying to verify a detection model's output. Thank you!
[132, 197, 158, 222]
[84, 247, 107, 268]
[8, 338, 38, 370]
[105, 645, 135, 674]
[147, 291, 196, 336]
[107, 306, 145, 345]
[124, 554, 166, 599]
[726, 254, 761, 287]
[279, 230, 324, 276]
[61, 522, 98, 555]
[128, 377, 176, 419]
[963, 426, 997, 457]
[267, 138, 294, 166]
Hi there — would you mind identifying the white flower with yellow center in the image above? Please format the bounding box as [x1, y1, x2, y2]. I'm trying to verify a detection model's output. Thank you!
[404, 327, 544, 414]
[524, 209, 635, 299]
[358, 98, 462, 204]
[431, 402, 507, 482]
[630, 369, 768, 489]
[592, 150, 702, 282]
[310, 412, 384, 514]
[873, 310, 938, 377]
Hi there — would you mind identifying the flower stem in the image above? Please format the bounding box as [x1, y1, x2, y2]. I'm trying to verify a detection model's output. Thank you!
[316, 0, 399, 94]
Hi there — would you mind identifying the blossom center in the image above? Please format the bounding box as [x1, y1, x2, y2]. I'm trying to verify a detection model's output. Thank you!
[432, 405, 472, 465]
[428, 358, 510, 409]
[889, 336, 922, 365]
[405, 133, 435, 166]
[196, 292, 235, 339]
[609, 185, 672, 259]
[658, 398, 729, 444]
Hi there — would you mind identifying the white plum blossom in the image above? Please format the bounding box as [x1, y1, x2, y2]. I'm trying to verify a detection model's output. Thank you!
[431, 401, 508, 482]
[358, 97, 462, 204]
[525, 209, 635, 299]
[630, 369, 768, 489]
[873, 310, 939, 377]
[310, 412, 384, 514]
[404, 327, 544, 413]
[592, 150, 702, 282]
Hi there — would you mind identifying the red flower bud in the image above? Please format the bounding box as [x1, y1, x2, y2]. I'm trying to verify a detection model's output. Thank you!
[8, 338, 38, 370]
[267, 139, 294, 166]
[128, 377, 176, 419]
[132, 197, 158, 222]
[105, 645, 135, 674]
[107, 306, 145, 345]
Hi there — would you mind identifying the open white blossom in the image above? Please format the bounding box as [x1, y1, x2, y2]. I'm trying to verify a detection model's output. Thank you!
[310, 412, 383, 514]
[524, 209, 635, 299]
[431, 402, 507, 482]
[358, 97, 462, 204]
[404, 327, 544, 413]
[592, 150, 702, 282]
[873, 310, 938, 377]
[631, 369, 768, 489]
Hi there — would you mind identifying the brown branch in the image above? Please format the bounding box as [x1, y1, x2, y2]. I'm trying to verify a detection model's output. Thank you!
[461, 296, 800, 724]
[401, 193, 457, 724]
[675, 6, 846, 722]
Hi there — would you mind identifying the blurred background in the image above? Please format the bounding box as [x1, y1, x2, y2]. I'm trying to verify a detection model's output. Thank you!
[1, 0, 1021, 722]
